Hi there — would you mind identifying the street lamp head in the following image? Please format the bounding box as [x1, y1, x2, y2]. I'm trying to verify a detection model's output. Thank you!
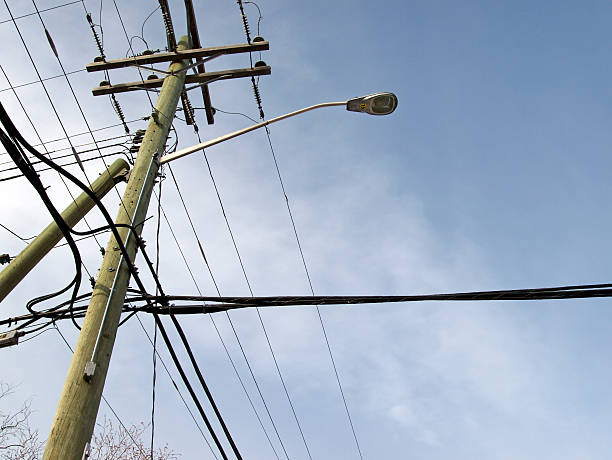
[346, 92, 398, 115]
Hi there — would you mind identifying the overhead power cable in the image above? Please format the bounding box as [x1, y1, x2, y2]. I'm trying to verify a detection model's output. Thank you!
[234, 2, 356, 457]
[7, 282, 612, 331]
[152, 313, 232, 460]
[180, 122, 289, 458]
[0, 0, 80, 24]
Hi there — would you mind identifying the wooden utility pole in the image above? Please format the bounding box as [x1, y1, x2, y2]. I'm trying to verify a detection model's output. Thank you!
[42, 36, 190, 460]
[0, 158, 129, 303]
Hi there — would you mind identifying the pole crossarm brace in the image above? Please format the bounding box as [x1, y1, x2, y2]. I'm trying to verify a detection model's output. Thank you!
[85, 42, 269, 73]
[184, 0, 216, 124]
[92, 66, 271, 96]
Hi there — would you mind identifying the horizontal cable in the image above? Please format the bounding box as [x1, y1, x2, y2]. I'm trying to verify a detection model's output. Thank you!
[6, 282, 612, 329]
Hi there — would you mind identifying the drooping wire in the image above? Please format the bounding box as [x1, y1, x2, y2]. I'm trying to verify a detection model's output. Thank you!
[109, 0, 155, 109]
[0, 114, 83, 329]
[0, 222, 35, 242]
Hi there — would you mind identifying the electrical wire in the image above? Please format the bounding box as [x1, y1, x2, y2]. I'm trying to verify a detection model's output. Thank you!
[0, 113, 83, 328]
[172, 127, 287, 459]
[152, 313, 231, 460]
[9, 282, 612, 334]
[232, 1, 363, 452]
[0, 222, 35, 241]
[0, 0, 80, 24]
[142, 179, 244, 459]
[2, 9, 233, 456]
[150, 166, 163, 460]
[1, 5, 106, 265]
[32, 0, 128, 206]
[0, 68, 85, 93]
[133, 313, 219, 459]
[263, 125, 364, 458]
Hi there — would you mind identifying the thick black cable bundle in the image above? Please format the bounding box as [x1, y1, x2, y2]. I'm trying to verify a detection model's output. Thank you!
[0, 101, 152, 323]
[0, 103, 82, 327]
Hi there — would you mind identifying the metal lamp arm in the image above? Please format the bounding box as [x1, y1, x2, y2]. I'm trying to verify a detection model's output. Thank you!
[159, 101, 346, 164]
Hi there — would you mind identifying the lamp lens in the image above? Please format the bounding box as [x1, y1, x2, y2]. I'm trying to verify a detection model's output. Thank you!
[371, 95, 393, 114]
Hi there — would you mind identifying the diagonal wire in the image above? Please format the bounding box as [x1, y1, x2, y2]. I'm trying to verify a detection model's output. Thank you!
[263, 125, 364, 459]
[134, 313, 218, 459]
[0, 63, 98, 279]
[191, 127, 303, 457]
[166, 155, 284, 460]
[0, 0, 80, 24]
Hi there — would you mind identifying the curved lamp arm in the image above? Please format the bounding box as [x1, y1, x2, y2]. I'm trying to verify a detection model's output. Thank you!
[159, 92, 397, 165]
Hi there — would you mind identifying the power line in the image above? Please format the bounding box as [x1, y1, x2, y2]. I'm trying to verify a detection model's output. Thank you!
[0, 133, 131, 166]
[145, 181, 244, 459]
[133, 313, 219, 460]
[162, 148, 283, 458]
[0, 0, 80, 24]
[182, 128, 290, 459]
[263, 125, 364, 459]
[1, 2, 106, 261]
[10, 282, 612, 336]
[0, 222, 35, 242]
[232, 0, 363, 452]
[152, 313, 232, 460]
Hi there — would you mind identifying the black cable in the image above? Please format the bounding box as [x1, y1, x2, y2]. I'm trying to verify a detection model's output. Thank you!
[0, 124, 83, 328]
[152, 313, 231, 460]
[168, 312, 243, 459]
[0, 101, 154, 321]
[146, 184, 246, 459]
[133, 313, 219, 459]
[0, 222, 35, 241]
[9, 281, 612, 333]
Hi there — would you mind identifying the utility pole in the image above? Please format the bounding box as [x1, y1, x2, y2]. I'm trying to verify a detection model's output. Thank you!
[0, 158, 129, 303]
[42, 36, 190, 460]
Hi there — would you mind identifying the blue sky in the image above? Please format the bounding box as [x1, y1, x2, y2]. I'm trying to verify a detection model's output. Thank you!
[2, 0, 612, 458]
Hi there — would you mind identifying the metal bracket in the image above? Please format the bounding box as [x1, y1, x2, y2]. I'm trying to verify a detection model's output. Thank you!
[0, 330, 20, 348]
[83, 361, 96, 382]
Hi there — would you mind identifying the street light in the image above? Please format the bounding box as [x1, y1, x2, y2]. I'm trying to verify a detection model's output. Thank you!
[159, 92, 398, 164]
[346, 92, 398, 115]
